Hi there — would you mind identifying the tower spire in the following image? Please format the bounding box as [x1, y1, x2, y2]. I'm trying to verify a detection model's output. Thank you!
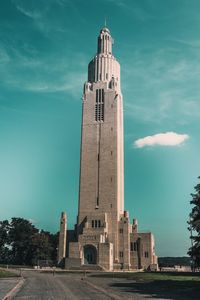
[97, 26, 112, 55]
[104, 17, 107, 27]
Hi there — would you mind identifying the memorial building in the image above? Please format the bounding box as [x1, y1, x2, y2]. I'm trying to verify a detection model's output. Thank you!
[58, 27, 157, 271]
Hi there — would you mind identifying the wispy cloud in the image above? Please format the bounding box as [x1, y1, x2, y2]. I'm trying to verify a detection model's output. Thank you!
[105, 0, 127, 7]
[12, 0, 70, 37]
[105, 0, 153, 21]
[15, 4, 42, 19]
[0, 47, 10, 64]
[0, 40, 87, 98]
[122, 44, 200, 124]
[134, 132, 189, 148]
[19, 72, 86, 96]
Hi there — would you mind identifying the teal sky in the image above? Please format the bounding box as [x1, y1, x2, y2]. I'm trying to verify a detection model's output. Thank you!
[0, 0, 200, 257]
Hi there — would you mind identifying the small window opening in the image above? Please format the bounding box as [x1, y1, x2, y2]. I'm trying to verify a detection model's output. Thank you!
[119, 251, 123, 258]
[130, 242, 133, 251]
[134, 242, 138, 251]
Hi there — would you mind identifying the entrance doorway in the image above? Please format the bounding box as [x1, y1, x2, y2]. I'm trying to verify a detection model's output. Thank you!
[84, 245, 97, 265]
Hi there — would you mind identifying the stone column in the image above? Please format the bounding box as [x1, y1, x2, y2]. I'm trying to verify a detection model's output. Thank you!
[58, 212, 67, 265]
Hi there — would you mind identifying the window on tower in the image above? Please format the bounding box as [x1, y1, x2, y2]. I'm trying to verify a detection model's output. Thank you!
[134, 242, 138, 251]
[130, 242, 133, 251]
[91, 219, 101, 228]
[95, 89, 105, 122]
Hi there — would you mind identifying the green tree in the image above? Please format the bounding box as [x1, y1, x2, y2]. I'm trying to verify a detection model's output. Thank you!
[8, 218, 38, 265]
[31, 230, 57, 264]
[188, 176, 200, 270]
[0, 220, 10, 263]
[0, 217, 58, 266]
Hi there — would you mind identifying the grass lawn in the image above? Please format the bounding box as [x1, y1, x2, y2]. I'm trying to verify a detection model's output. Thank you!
[91, 271, 200, 282]
[91, 272, 200, 299]
[0, 268, 19, 278]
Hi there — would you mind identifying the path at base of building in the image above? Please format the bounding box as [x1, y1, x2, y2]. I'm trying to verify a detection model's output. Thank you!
[11, 270, 179, 300]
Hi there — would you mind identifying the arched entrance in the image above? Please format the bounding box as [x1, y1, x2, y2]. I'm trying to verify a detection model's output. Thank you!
[84, 245, 97, 265]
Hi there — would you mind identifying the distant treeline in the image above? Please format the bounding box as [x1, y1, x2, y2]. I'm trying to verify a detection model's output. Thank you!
[158, 257, 191, 267]
[0, 218, 58, 266]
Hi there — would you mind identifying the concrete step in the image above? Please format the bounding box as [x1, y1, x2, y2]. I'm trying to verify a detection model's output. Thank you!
[68, 264, 104, 271]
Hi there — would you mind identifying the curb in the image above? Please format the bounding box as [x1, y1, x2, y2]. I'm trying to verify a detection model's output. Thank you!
[84, 279, 121, 300]
[2, 278, 25, 300]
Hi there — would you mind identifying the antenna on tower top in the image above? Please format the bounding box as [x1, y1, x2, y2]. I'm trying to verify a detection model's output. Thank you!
[104, 17, 107, 27]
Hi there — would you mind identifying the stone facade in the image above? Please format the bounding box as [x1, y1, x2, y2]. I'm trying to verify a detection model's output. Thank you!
[58, 27, 157, 271]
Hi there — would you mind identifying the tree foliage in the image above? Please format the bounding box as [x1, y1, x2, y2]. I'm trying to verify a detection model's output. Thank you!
[188, 176, 200, 270]
[0, 218, 58, 266]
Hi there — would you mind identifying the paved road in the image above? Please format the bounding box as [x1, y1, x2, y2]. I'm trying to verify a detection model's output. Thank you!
[0, 278, 20, 299]
[12, 270, 173, 300]
[13, 271, 113, 300]
[2, 270, 198, 300]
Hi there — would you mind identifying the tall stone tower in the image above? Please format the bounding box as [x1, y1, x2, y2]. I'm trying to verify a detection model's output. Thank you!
[78, 26, 124, 262]
[59, 26, 157, 271]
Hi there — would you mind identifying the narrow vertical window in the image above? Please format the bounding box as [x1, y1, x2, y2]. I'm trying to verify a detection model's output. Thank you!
[119, 251, 123, 258]
[134, 242, 138, 251]
[101, 103, 104, 121]
[102, 89, 104, 102]
[99, 89, 101, 102]
[95, 89, 104, 122]
[95, 89, 98, 121]
[130, 242, 133, 251]
[96, 89, 98, 102]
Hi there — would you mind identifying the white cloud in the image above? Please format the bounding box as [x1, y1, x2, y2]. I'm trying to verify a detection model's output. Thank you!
[134, 132, 189, 148]
[15, 3, 42, 19]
